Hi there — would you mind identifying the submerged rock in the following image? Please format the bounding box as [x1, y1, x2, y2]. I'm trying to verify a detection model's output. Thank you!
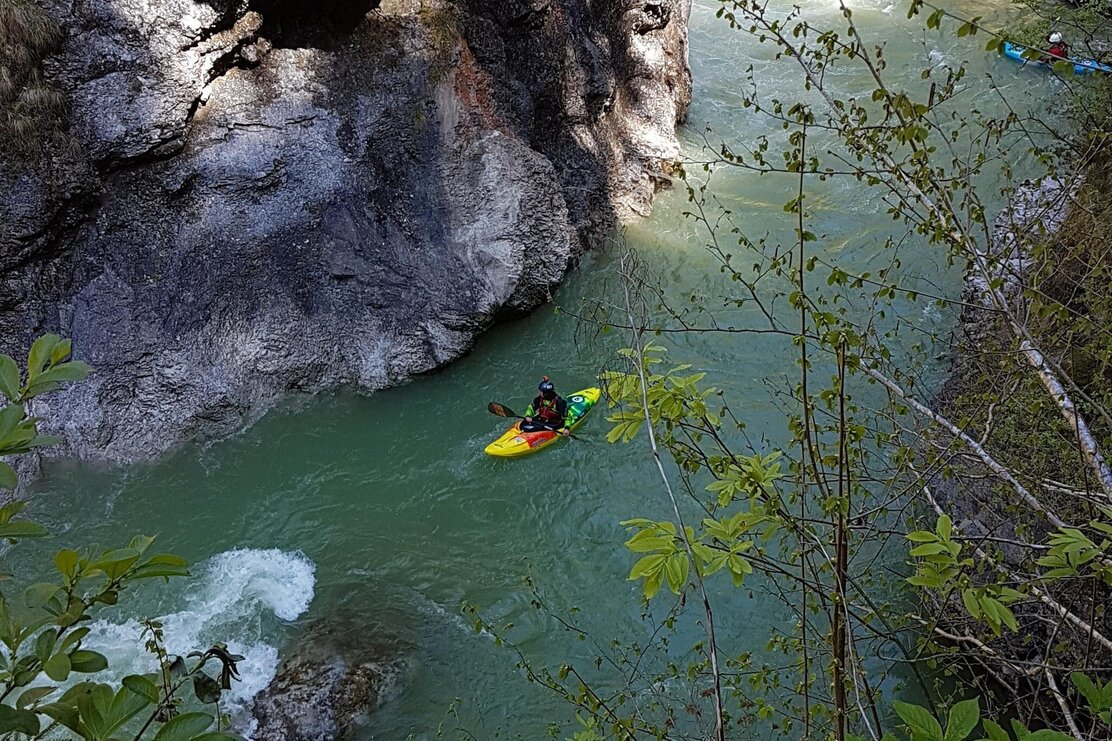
[1, 0, 691, 463]
[251, 623, 409, 741]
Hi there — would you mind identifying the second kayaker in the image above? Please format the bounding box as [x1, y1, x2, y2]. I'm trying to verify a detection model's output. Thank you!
[1047, 32, 1070, 60]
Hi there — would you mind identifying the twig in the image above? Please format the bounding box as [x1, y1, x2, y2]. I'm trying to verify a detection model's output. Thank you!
[1044, 668, 1084, 741]
[618, 249, 726, 741]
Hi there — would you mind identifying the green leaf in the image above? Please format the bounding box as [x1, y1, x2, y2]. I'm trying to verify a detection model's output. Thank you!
[1070, 672, 1102, 710]
[1024, 731, 1074, 741]
[152, 711, 214, 741]
[997, 603, 1018, 633]
[907, 574, 941, 588]
[24, 582, 60, 609]
[893, 700, 943, 741]
[55, 548, 79, 579]
[88, 548, 141, 580]
[128, 534, 156, 553]
[0, 500, 25, 524]
[27, 335, 61, 384]
[102, 684, 151, 735]
[961, 589, 980, 618]
[19, 381, 61, 400]
[193, 672, 222, 703]
[0, 520, 48, 540]
[0, 703, 41, 735]
[35, 628, 57, 663]
[44, 651, 71, 682]
[59, 626, 90, 652]
[124, 674, 160, 703]
[0, 356, 20, 402]
[937, 514, 952, 540]
[0, 403, 25, 441]
[629, 554, 666, 580]
[0, 462, 16, 490]
[664, 552, 689, 594]
[625, 529, 676, 553]
[944, 698, 979, 741]
[643, 566, 664, 600]
[907, 530, 939, 542]
[49, 339, 72, 366]
[17, 685, 56, 709]
[38, 700, 82, 735]
[910, 543, 949, 557]
[130, 559, 191, 581]
[69, 649, 108, 673]
[981, 719, 1010, 741]
[32, 361, 91, 387]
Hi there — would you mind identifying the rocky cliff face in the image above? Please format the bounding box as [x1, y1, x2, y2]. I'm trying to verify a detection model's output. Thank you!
[0, 0, 691, 462]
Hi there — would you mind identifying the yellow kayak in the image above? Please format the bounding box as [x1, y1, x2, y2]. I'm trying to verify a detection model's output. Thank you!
[484, 387, 600, 458]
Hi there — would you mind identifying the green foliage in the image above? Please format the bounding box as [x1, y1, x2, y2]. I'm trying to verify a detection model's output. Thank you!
[906, 515, 968, 590]
[883, 698, 1074, 741]
[606, 344, 784, 602]
[1070, 672, 1112, 725]
[892, 700, 944, 741]
[620, 514, 763, 599]
[563, 714, 604, 741]
[1037, 521, 1112, 584]
[0, 335, 90, 491]
[601, 343, 720, 450]
[906, 515, 1025, 636]
[0, 336, 245, 740]
[477, 0, 1112, 734]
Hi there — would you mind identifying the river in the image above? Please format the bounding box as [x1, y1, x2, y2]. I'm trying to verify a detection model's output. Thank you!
[15, 0, 1062, 737]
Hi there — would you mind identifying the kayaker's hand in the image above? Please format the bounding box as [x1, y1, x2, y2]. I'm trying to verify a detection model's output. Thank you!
[561, 428, 570, 437]
[524, 416, 533, 423]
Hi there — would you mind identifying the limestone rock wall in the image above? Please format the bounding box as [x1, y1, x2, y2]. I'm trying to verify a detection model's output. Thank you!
[0, 0, 692, 462]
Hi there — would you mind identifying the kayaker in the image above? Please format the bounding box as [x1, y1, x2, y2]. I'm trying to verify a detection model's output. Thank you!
[1046, 32, 1070, 60]
[523, 377, 571, 436]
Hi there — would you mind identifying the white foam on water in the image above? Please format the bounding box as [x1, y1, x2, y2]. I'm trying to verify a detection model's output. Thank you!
[928, 48, 951, 70]
[77, 548, 316, 728]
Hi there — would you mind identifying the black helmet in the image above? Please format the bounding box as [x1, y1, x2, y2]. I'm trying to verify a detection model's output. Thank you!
[538, 376, 555, 393]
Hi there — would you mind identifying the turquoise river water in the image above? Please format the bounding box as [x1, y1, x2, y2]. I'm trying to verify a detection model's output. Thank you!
[13, 0, 1066, 737]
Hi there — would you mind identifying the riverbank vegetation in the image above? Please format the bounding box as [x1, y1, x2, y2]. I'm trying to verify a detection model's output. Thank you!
[469, 0, 1112, 739]
[0, 337, 245, 740]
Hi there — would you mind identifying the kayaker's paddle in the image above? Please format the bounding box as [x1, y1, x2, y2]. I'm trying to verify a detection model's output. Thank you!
[487, 401, 588, 442]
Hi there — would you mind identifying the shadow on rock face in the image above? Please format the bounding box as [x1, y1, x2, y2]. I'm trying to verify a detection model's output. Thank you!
[248, 0, 382, 49]
[251, 614, 413, 741]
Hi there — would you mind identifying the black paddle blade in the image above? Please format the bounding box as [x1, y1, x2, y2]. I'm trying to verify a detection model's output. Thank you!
[488, 401, 519, 418]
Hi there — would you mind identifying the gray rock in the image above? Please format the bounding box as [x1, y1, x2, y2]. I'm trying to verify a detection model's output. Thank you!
[251, 624, 409, 741]
[0, 0, 692, 464]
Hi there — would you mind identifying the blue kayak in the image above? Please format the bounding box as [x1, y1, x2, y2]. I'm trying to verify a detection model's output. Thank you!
[1003, 41, 1112, 75]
